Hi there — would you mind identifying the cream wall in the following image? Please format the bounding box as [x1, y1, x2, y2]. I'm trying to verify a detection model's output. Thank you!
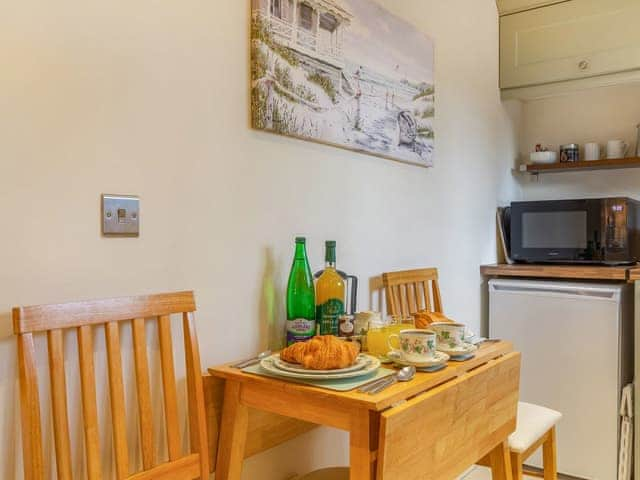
[0, 0, 516, 478]
[518, 83, 640, 199]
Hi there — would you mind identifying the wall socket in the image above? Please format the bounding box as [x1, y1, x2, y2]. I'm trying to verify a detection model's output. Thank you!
[102, 194, 139, 236]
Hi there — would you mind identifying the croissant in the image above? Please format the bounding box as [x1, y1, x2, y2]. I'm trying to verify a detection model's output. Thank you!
[281, 335, 360, 370]
[414, 311, 453, 329]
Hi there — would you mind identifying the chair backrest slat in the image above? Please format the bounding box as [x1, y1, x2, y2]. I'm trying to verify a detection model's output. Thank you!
[14, 291, 207, 480]
[383, 268, 443, 317]
[183, 312, 210, 478]
[17, 332, 44, 480]
[132, 318, 155, 470]
[105, 321, 130, 480]
[77, 324, 102, 480]
[157, 314, 181, 461]
[14, 291, 196, 334]
[47, 329, 73, 480]
[422, 281, 432, 311]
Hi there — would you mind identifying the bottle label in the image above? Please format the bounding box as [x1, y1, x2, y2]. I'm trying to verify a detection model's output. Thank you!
[339, 315, 355, 337]
[317, 298, 345, 336]
[286, 318, 316, 345]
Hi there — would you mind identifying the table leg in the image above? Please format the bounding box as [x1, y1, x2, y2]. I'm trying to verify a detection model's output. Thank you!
[488, 440, 513, 480]
[215, 380, 249, 480]
[349, 409, 377, 480]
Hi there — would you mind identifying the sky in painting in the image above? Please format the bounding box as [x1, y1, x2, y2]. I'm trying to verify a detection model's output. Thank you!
[340, 0, 434, 85]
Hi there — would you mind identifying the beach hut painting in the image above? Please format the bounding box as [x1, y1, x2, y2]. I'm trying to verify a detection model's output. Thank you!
[251, 0, 435, 167]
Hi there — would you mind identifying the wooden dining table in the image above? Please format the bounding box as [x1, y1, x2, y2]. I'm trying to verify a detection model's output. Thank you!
[206, 340, 520, 480]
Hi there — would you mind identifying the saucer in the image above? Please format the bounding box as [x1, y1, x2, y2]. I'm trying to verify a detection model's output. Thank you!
[448, 353, 476, 362]
[436, 342, 477, 356]
[416, 363, 447, 372]
[387, 350, 450, 368]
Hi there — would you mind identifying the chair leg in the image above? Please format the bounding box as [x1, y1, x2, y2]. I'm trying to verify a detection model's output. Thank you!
[511, 452, 523, 480]
[488, 440, 513, 480]
[542, 427, 558, 480]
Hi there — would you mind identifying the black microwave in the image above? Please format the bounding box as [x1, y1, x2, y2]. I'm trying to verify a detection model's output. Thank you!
[510, 198, 640, 265]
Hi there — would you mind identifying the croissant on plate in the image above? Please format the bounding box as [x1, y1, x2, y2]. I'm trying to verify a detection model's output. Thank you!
[280, 335, 360, 370]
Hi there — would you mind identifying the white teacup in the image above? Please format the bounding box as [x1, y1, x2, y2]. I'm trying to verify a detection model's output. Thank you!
[430, 322, 467, 349]
[606, 139, 628, 159]
[387, 329, 437, 363]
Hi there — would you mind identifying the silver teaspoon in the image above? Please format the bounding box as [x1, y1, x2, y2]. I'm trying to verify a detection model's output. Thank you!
[368, 366, 416, 395]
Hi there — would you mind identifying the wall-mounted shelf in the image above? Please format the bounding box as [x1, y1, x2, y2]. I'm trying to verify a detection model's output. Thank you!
[520, 157, 640, 175]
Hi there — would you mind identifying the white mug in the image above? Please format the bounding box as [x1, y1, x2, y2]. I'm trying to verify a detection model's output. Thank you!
[584, 142, 600, 161]
[607, 139, 628, 159]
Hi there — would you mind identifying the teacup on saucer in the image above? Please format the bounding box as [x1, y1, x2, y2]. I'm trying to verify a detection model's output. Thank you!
[436, 341, 477, 357]
[387, 329, 438, 364]
[387, 350, 449, 368]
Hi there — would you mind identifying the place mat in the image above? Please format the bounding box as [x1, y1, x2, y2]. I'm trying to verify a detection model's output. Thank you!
[242, 363, 394, 392]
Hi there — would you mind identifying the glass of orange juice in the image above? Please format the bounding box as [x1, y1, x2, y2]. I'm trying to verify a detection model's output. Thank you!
[367, 315, 415, 358]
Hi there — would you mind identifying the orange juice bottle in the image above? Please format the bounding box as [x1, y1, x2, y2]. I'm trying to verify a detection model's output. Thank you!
[315, 241, 345, 335]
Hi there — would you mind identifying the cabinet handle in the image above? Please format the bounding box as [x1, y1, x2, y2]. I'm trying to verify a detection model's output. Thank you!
[578, 60, 590, 71]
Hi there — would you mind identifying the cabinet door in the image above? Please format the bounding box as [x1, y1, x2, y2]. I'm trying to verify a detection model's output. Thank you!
[500, 0, 640, 89]
[496, 0, 564, 16]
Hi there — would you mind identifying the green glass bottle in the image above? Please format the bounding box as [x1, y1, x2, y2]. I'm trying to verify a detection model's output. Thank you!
[286, 237, 316, 345]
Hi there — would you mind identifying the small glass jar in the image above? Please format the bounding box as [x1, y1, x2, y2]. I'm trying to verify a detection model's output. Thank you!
[560, 144, 580, 163]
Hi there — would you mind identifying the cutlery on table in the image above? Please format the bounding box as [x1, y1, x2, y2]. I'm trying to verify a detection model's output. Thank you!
[232, 350, 272, 369]
[357, 373, 397, 393]
[368, 366, 416, 395]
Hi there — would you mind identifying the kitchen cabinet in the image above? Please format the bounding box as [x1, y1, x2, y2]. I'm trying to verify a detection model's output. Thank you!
[496, 0, 564, 16]
[500, 0, 640, 90]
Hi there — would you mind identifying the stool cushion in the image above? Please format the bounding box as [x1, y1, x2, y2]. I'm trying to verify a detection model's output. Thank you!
[296, 467, 349, 480]
[509, 402, 562, 454]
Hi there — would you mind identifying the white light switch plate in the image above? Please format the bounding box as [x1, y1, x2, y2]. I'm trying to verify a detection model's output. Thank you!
[102, 194, 139, 236]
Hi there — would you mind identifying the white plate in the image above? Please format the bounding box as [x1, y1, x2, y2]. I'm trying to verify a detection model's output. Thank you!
[387, 350, 449, 368]
[436, 342, 478, 356]
[273, 353, 371, 375]
[260, 354, 380, 380]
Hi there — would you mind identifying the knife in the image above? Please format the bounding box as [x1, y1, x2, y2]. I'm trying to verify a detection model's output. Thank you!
[232, 350, 272, 369]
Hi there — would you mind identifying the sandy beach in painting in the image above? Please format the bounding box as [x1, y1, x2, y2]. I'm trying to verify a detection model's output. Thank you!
[251, 0, 435, 166]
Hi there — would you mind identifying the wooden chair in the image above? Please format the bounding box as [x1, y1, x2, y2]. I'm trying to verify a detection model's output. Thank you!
[508, 402, 561, 480]
[382, 268, 443, 317]
[14, 291, 209, 480]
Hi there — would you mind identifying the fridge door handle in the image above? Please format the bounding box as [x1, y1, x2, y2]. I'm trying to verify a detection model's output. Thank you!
[490, 283, 619, 301]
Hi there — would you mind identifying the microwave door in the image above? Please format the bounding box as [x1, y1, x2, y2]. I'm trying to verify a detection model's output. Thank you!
[511, 200, 601, 263]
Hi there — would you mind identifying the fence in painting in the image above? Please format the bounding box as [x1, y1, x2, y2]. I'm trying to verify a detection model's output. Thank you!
[255, 9, 344, 68]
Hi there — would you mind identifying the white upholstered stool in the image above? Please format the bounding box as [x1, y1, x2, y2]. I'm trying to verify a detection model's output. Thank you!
[509, 402, 562, 480]
[295, 467, 349, 480]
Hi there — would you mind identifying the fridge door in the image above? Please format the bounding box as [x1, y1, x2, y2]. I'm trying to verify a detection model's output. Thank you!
[489, 279, 630, 480]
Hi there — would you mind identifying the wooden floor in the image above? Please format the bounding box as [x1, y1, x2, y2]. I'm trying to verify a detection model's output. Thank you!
[460, 466, 537, 479]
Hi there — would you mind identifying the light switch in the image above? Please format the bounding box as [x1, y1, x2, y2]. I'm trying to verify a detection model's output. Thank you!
[102, 194, 139, 236]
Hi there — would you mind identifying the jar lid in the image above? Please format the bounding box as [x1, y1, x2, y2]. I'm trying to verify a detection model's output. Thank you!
[560, 144, 579, 149]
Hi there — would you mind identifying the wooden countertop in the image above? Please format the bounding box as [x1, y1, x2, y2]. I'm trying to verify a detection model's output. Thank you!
[480, 263, 636, 281]
[628, 268, 640, 281]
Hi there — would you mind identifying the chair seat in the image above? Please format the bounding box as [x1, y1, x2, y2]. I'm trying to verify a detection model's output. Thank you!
[509, 402, 562, 453]
[296, 467, 349, 480]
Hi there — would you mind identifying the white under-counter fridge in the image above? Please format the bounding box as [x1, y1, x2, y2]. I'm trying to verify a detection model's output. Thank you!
[489, 278, 633, 480]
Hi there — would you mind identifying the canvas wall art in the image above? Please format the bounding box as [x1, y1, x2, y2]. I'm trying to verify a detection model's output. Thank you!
[251, 0, 435, 167]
